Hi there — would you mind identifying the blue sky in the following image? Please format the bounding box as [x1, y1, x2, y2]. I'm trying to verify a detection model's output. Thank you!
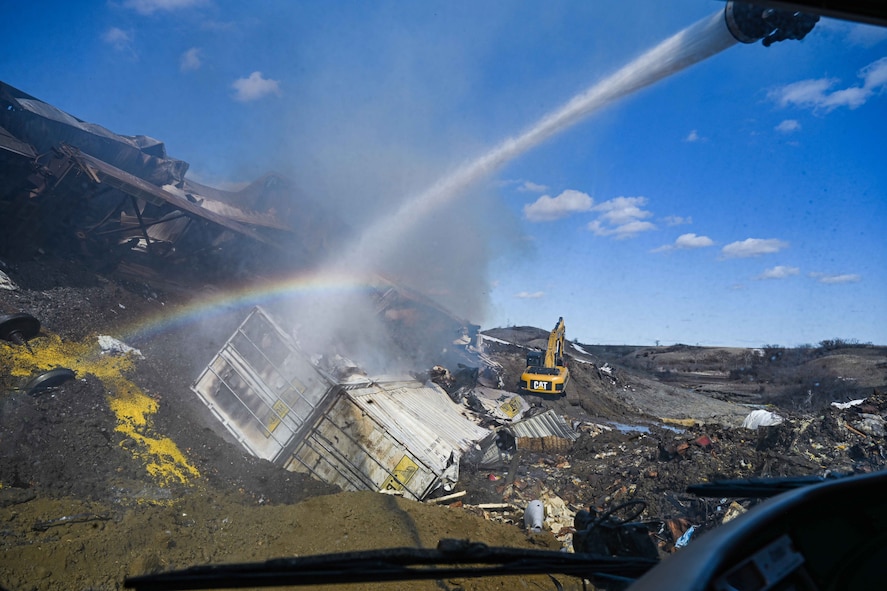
[2, 1, 886, 347]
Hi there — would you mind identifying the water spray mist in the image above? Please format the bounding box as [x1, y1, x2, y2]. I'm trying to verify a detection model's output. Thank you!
[341, 9, 737, 272]
[291, 3, 819, 368]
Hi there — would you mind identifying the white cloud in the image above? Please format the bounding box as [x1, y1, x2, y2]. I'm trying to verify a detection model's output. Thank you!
[675, 233, 714, 249]
[517, 180, 548, 193]
[589, 219, 656, 239]
[758, 265, 800, 279]
[776, 119, 801, 133]
[515, 291, 545, 299]
[180, 47, 202, 72]
[663, 215, 692, 226]
[652, 232, 714, 253]
[810, 272, 861, 284]
[124, 0, 207, 15]
[523, 189, 592, 222]
[102, 27, 133, 52]
[768, 57, 887, 112]
[588, 196, 656, 239]
[232, 71, 281, 102]
[770, 78, 835, 108]
[593, 196, 652, 225]
[863, 56, 887, 88]
[684, 129, 702, 142]
[721, 238, 788, 259]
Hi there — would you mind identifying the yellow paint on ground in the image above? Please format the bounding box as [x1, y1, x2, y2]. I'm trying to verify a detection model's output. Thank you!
[1, 333, 199, 486]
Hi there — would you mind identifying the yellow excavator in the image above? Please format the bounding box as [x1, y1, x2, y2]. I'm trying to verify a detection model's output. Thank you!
[520, 317, 569, 395]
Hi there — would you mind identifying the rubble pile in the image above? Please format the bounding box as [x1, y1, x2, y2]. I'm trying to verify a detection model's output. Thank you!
[452, 390, 886, 553]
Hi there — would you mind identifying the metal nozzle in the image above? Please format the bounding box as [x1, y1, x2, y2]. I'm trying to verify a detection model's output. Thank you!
[725, 1, 820, 46]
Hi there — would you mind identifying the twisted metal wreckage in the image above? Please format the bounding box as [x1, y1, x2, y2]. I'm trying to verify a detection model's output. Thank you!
[0, 80, 338, 280]
[0, 79, 485, 367]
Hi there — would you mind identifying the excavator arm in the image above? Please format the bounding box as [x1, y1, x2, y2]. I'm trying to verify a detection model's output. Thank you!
[543, 317, 566, 368]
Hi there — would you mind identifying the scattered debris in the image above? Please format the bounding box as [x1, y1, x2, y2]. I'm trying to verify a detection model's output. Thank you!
[97, 335, 143, 358]
[573, 500, 659, 560]
[674, 525, 696, 548]
[832, 399, 866, 409]
[721, 501, 747, 524]
[32, 512, 112, 532]
[524, 499, 544, 533]
[0, 270, 17, 291]
[426, 490, 467, 505]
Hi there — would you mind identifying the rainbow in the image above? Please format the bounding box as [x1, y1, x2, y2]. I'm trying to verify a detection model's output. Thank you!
[119, 269, 382, 342]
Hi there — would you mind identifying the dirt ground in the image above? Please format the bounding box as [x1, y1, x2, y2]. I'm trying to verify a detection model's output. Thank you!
[1, 254, 886, 591]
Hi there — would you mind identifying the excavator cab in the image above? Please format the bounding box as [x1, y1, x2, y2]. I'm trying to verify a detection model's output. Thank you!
[525, 350, 544, 367]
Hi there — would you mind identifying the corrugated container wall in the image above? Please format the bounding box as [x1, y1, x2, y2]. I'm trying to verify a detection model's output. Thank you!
[192, 307, 492, 500]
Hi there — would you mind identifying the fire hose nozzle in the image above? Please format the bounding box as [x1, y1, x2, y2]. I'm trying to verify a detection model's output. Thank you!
[725, 1, 820, 47]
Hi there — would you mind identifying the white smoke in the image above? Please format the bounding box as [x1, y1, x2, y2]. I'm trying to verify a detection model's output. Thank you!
[272, 7, 737, 371]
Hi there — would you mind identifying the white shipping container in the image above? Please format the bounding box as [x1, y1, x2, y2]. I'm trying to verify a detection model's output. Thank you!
[191, 307, 491, 500]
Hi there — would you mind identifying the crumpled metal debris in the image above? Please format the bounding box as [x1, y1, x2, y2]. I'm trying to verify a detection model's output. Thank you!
[0, 270, 17, 291]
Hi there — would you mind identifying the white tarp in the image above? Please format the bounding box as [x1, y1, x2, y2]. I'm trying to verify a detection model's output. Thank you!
[741, 409, 784, 429]
[831, 399, 866, 410]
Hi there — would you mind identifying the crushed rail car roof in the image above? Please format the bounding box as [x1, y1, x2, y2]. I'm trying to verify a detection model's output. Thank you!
[0, 79, 346, 276]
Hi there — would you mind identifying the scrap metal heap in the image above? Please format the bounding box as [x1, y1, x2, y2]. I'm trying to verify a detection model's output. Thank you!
[0, 80, 345, 283]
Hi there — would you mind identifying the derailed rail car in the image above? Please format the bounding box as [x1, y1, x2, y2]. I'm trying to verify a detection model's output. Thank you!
[191, 307, 491, 500]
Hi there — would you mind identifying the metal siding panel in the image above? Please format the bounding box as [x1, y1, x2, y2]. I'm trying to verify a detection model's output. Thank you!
[288, 393, 435, 500]
[508, 409, 578, 441]
[191, 307, 334, 463]
[347, 380, 491, 474]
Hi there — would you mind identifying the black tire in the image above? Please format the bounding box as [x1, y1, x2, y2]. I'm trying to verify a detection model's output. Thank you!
[24, 368, 76, 396]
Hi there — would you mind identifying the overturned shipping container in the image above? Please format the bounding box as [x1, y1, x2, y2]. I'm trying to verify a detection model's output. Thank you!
[191, 307, 491, 500]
